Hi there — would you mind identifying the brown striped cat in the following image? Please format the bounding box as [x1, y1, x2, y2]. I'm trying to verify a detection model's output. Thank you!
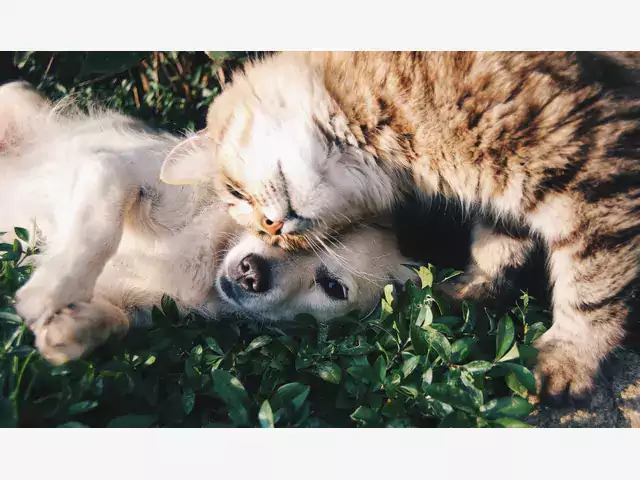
[160, 52, 640, 407]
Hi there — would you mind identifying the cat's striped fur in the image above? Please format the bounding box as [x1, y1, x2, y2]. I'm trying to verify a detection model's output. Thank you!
[161, 52, 640, 407]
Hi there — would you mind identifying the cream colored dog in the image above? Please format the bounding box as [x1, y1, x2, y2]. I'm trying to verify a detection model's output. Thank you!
[0, 81, 416, 365]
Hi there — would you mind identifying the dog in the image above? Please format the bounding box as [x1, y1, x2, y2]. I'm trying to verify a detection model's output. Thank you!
[0, 81, 417, 364]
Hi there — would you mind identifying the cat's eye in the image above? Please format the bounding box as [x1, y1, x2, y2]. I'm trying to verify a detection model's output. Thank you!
[227, 185, 247, 201]
[317, 273, 348, 300]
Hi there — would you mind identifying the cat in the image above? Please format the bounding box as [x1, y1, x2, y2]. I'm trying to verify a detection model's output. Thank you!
[160, 51, 640, 407]
[0, 80, 416, 364]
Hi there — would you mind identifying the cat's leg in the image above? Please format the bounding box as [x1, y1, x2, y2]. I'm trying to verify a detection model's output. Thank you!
[32, 297, 130, 365]
[437, 219, 534, 302]
[15, 158, 136, 327]
[534, 233, 637, 407]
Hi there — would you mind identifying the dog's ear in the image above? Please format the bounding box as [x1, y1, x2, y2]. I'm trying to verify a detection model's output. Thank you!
[0, 81, 51, 149]
[161, 92, 243, 186]
[160, 130, 216, 185]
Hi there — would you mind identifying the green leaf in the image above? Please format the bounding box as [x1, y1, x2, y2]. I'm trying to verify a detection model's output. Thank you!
[335, 343, 376, 356]
[439, 411, 476, 428]
[107, 415, 157, 428]
[67, 401, 98, 416]
[12, 239, 22, 258]
[433, 316, 462, 327]
[416, 265, 434, 288]
[258, 400, 275, 428]
[270, 383, 310, 414]
[77, 52, 148, 79]
[0, 398, 17, 428]
[505, 371, 527, 397]
[451, 338, 477, 364]
[14, 227, 29, 243]
[518, 344, 539, 365]
[424, 383, 478, 414]
[244, 335, 272, 353]
[463, 360, 494, 375]
[0, 242, 14, 251]
[398, 383, 420, 399]
[347, 365, 375, 383]
[182, 387, 196, 415]
[460, 371, 484, 406]
[419, 397, 454, 419]
[382, 399, 406, 419]
[410, 325, 428, 355]
[436, 268, 464, 283]
[415, 304, 433, 327]
[0, 311, 24, 324]
[384, 284, 395, 306]
[205, 51, 233, 62]
[460, 302, 477, 333]
[211, 370, 251, 426]
[524, 322, 548, 344]
[495, 315, 515, 361]
[401, 354, 421, 379]
[160, 294, 180, 322]
[421, 368, 434, 387]
[373, 355, 387, 383]
[351, 405, 379, 424]
[205, 337, 224, 355]
[491, 417, 532, 428]
[57, 422, 89, 428]
[7, 345, 35, 359]
[479, 396, 535, 420]
[421, 326, 452, 363]
[498, 343, 520, 363]
[500, 363, 537, 395]
[314, 363, 342, 384]
[406, 281, 427, 306]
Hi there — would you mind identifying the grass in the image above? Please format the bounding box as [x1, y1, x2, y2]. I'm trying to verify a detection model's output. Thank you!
[0, 52, 551, 428]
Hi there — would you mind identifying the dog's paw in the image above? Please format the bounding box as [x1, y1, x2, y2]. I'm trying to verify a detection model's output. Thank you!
[15, 267, 95, 326]
[31, 301, 129, 365]
[533, 337, 598, 409]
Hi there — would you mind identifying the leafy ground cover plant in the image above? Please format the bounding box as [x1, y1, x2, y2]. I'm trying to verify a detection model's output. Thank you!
[1, 230, 549, 427]
[11, 51, 253, 133]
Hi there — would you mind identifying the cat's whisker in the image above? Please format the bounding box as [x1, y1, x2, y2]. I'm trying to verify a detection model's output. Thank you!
[313, 233, 385, 285]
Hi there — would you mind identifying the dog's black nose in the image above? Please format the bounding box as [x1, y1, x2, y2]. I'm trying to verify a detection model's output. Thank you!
[233, 254, 269, 293]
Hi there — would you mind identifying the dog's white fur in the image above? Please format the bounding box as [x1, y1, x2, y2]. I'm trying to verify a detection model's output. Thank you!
[0, 81, 416, 364]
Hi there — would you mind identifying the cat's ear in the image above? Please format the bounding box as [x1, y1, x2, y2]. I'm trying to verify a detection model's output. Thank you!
[160, 130, 215, 185]
[0, 81, 51, 149]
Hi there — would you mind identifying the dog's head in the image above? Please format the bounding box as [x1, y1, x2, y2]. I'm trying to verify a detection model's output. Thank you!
[215, 223, 418, 323]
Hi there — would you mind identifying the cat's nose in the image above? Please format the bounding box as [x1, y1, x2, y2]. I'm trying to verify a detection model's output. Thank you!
[259, 215, 283, 236]
[233, 254, 270, 293]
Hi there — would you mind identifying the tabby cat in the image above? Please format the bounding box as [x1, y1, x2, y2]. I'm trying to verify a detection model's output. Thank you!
[161, 52, 640, 407]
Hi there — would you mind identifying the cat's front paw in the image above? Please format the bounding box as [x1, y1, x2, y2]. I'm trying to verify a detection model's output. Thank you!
[533, 336, 598, 409]
[435, 272, 497, 303]
[31, 301, 129, 365]
[15, 267, 95, 327]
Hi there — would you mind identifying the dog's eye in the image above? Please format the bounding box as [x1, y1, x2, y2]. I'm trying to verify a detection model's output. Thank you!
[317, 274, 348, 300]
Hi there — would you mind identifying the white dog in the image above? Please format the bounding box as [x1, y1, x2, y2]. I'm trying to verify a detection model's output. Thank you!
[0, 81, 417, 364]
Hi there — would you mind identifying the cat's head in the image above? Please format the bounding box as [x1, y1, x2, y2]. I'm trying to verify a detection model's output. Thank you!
[160, 53, 398, 251]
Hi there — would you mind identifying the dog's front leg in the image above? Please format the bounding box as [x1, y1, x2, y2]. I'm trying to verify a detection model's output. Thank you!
[15, 157, 135, 329]
[32, 297, 130, 365]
